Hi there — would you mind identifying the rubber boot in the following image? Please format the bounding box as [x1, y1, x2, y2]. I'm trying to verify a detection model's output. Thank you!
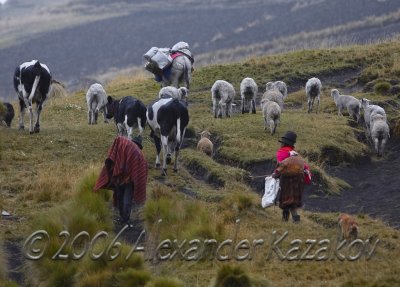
[292, 215, 300, 223]
[282, 210, 289, 222]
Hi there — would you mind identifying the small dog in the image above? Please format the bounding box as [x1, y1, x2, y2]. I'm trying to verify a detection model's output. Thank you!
[338, 213, 359, 241]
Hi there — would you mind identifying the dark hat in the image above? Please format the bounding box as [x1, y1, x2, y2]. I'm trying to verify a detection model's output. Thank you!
[132, 136, 143, 150]
[279, 131, 297, 146]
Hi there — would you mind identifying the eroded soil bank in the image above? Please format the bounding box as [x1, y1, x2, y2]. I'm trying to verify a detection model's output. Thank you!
[304, 140, 400, 228]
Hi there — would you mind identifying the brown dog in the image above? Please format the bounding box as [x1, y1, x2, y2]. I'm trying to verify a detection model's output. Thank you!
[338, 213, 359, 241]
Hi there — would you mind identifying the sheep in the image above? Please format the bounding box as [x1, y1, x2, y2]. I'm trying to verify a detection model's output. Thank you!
[305, 77, 322, 113]
[240, 77, 257, 114]
[370, 113, 390, 156]
[159, 86, 188, 102]
[86, 83, 108, 125]
[261, 98, 281, 135]
[211, 80, 235, 118]
[197, 130, 213, 156]
[265, 81, 288, 99]
[360, 98, 387, 133]
[330, 89, 361, 122]
[261, 90, 284, 111]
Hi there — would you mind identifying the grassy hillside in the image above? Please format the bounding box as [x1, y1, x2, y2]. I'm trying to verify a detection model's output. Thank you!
[1, 41, 400, 286]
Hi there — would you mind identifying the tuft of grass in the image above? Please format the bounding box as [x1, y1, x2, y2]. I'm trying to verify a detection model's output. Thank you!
[145, 277, 184, 287]
[211, 265, 252, 287]
[76, 270, 113, 287]
[113, 268, 151, 287]
[374, 81, 392, 95]
[48, 81, 69, 99]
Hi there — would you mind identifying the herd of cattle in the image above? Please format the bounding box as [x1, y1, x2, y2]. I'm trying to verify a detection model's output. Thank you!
[1, 59, 391, 176]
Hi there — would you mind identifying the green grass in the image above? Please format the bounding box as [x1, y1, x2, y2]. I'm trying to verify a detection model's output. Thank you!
[1, 40, 400, 286]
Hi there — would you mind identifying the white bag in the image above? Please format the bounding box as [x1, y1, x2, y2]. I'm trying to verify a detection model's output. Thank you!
[261, 176, 280, 208]
[143, 47, 172, 70]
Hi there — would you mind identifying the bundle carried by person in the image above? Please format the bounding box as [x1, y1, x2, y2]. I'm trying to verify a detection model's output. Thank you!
[276, 154, 305, 176]
[143, 41, 194, 80]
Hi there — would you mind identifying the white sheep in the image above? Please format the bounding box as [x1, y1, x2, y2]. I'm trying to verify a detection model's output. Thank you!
[330, 89, 361, 122]
[261, 90, 284, 111]
[159, 86, 188, 102]
[305, 77, 322, 113]
[265, 81, 288, 99]
[197, 130, 213, 156]
[211, 80, 235, 118]
[360, 98, 387, 133]
[261, 98, 281, 135]
[86, 83, 108, 125]
[240, 77, 257, 114]
[370, 113, 390, 156]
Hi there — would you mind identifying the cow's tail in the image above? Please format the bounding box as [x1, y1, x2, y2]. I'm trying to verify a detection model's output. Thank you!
[29, 75, 41, 101]
[176, 117, 181, 143]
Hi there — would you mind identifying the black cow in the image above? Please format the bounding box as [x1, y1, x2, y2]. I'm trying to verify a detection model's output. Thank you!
[13, 60, 52, 133]
[0, 102, 15, 127]
[147, 98, 189, 175]
[106, 96, 147, 140]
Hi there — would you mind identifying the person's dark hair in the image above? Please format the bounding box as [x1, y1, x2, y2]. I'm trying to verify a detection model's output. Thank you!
[132, 136, 143, 150]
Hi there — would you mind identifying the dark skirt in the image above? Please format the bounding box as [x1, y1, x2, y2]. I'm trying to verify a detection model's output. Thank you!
[278, 173, 304, 209]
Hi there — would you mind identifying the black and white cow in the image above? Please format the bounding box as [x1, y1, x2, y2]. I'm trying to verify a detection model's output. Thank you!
[0, 102, 15, 127]
[147, 98, 189, 175]
[106, 96, 147, 139]
[13, 60, 52, 133]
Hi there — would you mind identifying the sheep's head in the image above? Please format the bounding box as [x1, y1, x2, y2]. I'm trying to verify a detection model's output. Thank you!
[330, 89, 340, 98]
[371, 113, 385, 123]
[178, 87, 189, 102]
[260, 98, 270, 108]
[200, 130, 211, 139]
[265, 82, 274, 92]
[360, 98, 370, 109]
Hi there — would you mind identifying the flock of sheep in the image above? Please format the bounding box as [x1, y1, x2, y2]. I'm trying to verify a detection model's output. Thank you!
[210, 76, 390, 156]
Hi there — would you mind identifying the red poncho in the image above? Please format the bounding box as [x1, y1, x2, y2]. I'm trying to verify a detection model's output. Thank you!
[94, 136, 148, 204]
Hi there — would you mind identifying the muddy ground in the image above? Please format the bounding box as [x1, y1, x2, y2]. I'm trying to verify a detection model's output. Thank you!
[304, 140, 400, 228]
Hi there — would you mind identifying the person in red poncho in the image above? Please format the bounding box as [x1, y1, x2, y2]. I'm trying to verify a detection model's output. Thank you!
[272, 131, 312, 223]
[94, 136, 148, 227]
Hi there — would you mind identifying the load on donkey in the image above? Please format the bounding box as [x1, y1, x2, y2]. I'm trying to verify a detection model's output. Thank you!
[144, 41, 194, 89]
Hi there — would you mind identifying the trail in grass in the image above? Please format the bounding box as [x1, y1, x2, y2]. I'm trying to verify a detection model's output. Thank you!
[304, 141, 400, 228]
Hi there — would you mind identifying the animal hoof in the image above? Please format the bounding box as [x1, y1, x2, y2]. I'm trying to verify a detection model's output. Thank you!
[29, 131, 34, 134]
[166, 155, 172, 165]
[155, 163, 161, 169]
[34, 126, 40, 133]
[173, 168, 178, 173]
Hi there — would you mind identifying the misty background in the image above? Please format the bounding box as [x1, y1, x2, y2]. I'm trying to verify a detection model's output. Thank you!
[0, 0, 399, 101]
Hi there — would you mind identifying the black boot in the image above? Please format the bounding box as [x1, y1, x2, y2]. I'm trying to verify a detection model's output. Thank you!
[282, 210, 289, 221]
[292, 215, 300, 223]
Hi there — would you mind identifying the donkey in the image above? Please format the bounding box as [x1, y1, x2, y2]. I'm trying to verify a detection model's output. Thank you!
[161, 54, 193, 90]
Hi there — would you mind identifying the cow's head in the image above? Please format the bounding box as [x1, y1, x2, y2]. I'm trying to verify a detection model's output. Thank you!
[106, 96, 118, 119]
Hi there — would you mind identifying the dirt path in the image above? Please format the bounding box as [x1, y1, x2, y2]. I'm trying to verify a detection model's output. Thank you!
[304, 140, 400, 228]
